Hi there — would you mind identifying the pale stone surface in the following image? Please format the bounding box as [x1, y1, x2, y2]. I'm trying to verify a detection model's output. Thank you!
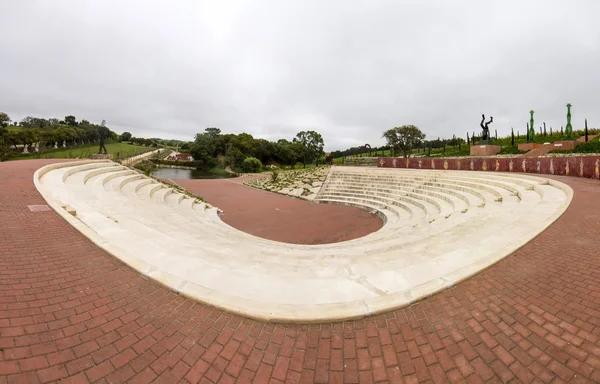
[35, 162, 572, 322]
[120, 149, 162, 166]
[288, 188, 304, 197]
[245, 166, 330, 197]
[91, 154, 114, 160]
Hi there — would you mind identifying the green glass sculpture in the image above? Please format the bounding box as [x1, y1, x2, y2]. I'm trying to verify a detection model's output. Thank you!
[565, 103, 573, 140]
[528, 110, 535, 142]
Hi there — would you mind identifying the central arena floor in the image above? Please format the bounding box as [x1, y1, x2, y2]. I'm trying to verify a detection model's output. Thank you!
[1, 159, 600, 383]
[173, 175, 383, 245]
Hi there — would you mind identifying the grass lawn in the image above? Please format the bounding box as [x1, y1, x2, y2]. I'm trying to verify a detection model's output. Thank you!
[13, 142, 155, 160]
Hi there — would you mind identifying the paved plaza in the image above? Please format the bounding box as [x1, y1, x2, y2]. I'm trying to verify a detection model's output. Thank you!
[1, 159, 600, 383]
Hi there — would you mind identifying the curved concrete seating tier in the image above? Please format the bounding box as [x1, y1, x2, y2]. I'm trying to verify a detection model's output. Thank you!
[34, 161, 572, 322]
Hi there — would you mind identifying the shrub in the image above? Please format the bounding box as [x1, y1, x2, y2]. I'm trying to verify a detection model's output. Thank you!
[134, 160, 155, 175]
[271, 169, 279, 182]
[242, 157, 263, 173]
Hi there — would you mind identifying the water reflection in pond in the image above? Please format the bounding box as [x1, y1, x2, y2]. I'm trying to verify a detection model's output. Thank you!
[149, 167, 236, 180]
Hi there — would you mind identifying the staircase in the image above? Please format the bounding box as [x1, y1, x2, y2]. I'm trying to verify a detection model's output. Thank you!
[521, 134, 597, 158]
[520, 143, 555, 158]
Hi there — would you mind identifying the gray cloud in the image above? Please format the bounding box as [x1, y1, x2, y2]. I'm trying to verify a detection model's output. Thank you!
[1, 0, 600, 150]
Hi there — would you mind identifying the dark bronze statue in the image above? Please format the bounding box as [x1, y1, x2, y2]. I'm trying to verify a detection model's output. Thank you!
[98, 120, 108, 154]
[480, 114, 493, 141]
[358, 143, 371, 156]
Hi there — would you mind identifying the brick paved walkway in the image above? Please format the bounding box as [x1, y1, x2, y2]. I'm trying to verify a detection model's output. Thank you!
[1, 159, 599, 383]
[174, 177, 383, 245]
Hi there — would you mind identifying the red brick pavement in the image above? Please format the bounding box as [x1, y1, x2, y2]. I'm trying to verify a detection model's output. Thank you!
[173, 177, 383, 245]
[1, 159, 600, 383]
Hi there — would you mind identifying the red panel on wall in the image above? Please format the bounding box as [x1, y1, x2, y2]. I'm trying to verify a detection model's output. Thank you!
[377, 156, 600, 180]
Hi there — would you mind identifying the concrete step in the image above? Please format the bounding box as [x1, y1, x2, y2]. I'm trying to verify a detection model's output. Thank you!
[34, 160, 572, 322]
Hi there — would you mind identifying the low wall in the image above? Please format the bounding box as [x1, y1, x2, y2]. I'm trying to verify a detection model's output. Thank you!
[377, 156, 600, 179]
[151, 164, 197, 170]
[121, 149, 162, 166]
[343, 157, 378, 166]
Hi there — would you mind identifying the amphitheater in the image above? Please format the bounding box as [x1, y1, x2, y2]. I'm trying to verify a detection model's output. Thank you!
[35, 160, 572, 323]
[3, 158, 600, 382]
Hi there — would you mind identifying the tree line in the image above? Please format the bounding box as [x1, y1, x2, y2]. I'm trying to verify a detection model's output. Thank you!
[0, 113, 168, 160]
[190, 128, 325, 170]
[0, 113, 117, 152]
[331, 127, 467, 159]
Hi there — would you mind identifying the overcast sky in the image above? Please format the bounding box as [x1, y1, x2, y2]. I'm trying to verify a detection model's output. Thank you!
[1, 1, 600, 150]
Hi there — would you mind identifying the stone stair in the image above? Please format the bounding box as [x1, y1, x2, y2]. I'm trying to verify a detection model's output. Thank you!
[33, 161, 572, 323]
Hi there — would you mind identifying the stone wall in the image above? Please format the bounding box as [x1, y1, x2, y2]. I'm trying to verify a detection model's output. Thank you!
[343, 157, 378, 166]
[377, 156, 600, 179]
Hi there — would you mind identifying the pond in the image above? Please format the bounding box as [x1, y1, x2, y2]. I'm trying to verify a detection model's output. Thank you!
[149, 167, 236, 180]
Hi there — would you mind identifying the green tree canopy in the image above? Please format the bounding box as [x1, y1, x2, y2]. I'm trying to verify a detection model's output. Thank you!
[0, 112, 10, 127]
[293, 130, 325, 167]
[64, 115, 78, 126]
[120, 132, 132, 141]
[205, 127, 221, 137]
[382, 125, 426, 158]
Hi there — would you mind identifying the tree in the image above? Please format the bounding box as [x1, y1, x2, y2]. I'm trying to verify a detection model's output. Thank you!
[6, 131, 22, 149]
[205, 127, 221, 137]
[511, 127, 515, 146]
[21, 116, 51, 128]
[543, 122, 547, 137]
[64, 115, 78, 126]
[382, 125, 425, 158]
[0, 112, 10, 127]
[190, 133, 217, 168]
[120, 132, 132, 142]
[0, 139, 10, 161]
[294, 131, 325, 167]
[21, 128, 39, 148]
[225, 146, 245, 168]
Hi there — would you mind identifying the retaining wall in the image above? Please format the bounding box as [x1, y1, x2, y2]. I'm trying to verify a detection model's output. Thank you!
[377, 156, 600, 179]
